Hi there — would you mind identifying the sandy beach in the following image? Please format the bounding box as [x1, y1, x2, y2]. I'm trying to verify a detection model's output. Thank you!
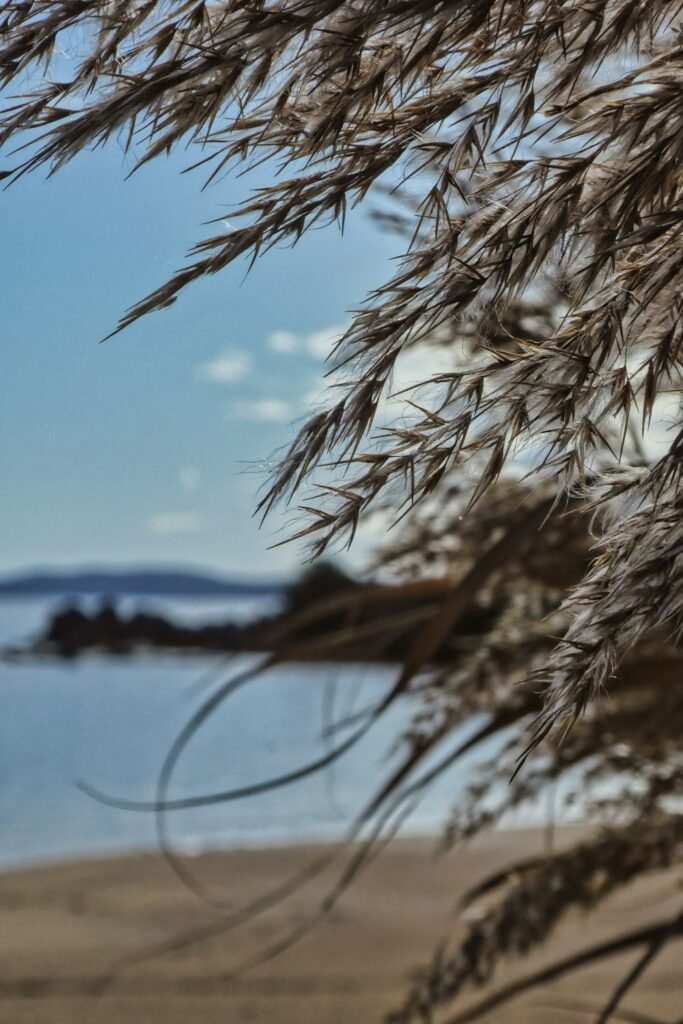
[0, 828, 679, 1024]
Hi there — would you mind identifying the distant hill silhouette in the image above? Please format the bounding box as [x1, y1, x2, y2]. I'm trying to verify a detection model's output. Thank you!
[0, 567, 285, 598]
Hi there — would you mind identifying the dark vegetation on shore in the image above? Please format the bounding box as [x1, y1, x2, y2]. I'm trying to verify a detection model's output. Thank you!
[24, 562, 494, 664]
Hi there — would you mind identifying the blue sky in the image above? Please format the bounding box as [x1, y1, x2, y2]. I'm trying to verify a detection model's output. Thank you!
[1, 142, 399, 578]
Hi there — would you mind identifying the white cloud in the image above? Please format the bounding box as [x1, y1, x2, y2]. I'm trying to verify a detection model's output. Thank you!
[147, 512, 203, 536]
[267, 330, 301, 355]
[266, 325, 345, 360]
[234, 398, 294, 423]
[389, 343, 456, 396]
[196, 349, 252, 383]
[302, 379, 328, 410]
[641, 390, 682, 457]
[297, 343, 459, 431]
[306, 326, 343, 359]
[178, 466, 201, 493]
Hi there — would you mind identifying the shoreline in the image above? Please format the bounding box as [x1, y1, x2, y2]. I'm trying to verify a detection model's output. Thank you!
[0, 815, 588, 878]
[1, 828, 679, 1023]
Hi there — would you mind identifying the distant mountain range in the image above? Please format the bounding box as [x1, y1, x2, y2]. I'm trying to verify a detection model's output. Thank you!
[0, 567, 286, 598]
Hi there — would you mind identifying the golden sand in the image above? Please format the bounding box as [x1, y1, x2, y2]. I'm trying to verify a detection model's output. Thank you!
[0, 829, 679, 1023]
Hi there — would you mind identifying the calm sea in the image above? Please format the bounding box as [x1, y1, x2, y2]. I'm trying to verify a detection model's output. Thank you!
[0, 596, 484, 869]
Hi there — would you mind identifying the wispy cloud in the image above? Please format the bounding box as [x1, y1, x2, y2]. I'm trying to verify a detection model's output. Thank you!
[306, 326, 342, 359]
[195, 349, 252, 383]
[300, 342, 458, 423]
[178, 465, 201, 493]
[234, 398, 294, 423]
[267, 330, 301, 354]
[147, 511, 203, 536]
[266, 325, 344, 360]
[389, 343, 456, 395]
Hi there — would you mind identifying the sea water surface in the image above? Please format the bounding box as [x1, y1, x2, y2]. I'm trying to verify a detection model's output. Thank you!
[0, 596, 488, 869]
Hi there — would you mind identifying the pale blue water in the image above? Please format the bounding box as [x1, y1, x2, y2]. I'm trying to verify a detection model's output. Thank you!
[0, 597, 479, 868]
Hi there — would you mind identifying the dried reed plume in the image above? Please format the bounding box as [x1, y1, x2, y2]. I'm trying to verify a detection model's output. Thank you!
[2, 2, 683, 1021]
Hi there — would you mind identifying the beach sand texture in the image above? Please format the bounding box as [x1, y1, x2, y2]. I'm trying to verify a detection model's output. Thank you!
[0, 830, 679, 1023]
